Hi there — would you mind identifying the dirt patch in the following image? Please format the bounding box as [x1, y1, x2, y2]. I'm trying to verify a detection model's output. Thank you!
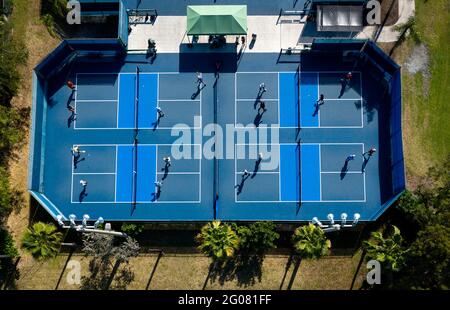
[6, 0, 60, 261]
[405, 43, 430, 75]
[405, 43, 430, 97]
[380, 0, 400, 26]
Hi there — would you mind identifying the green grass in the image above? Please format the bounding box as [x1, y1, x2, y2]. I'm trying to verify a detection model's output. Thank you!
[402, 0, 450, 178]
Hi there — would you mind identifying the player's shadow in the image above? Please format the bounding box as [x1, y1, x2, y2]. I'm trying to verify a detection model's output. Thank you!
[79, 187, 88, 202]
[235, 174, 250, 195]
[256, 90, 266, 101]
[151, 116, 162, 131]
[340, 160, 349, 180]
[312, 103, 320, 117]
[253, 111, 265, 127]
[73, 155, 86, 170]
[161, 165, 170, 180]
[251, 159, 262, 178]
[191, 84, 206, 100]
[361, 156, 370, 172]
[66, 91, 75, 107]
[67, 112, 76, 128]
[151, 189, 161, 202]
[338, 79, 350, 98]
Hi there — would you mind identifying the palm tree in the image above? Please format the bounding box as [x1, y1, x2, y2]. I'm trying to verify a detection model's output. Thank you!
[292, 224, 331, 259]
[196, 221, 239, 262]
[363, 225, 407, 272]
[21, 222, 63, 260]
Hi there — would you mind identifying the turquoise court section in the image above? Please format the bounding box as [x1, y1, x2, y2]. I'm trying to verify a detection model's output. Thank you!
[300, 72, 319, 127]
[279, 72, 298, 127]
[118, 73, 157, 128]
[300, 144, 321, 201]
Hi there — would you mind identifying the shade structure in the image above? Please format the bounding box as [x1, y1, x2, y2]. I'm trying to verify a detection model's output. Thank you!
[187, 5, 247, 36]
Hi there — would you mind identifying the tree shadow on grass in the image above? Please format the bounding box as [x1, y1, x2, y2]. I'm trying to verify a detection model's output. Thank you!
[0, 256, 21, 290]
[81, 260, 135, 290]
[206, 254, 264, 288]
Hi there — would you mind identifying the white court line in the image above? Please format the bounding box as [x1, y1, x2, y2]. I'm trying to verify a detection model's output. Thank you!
[319, 143, 322, 200]
[235, 142, 363, 146]
[234, 73, 237, 127]
[116, 73, 120, 128]
[277, 72, 280, 132]
[77, 72, 179, 75]
[301, 71, 362, 74]
[236, 199, 366, 203]
[278, 132, 281, 202]
[74, 126, 199, 130]
[72, 200, 201, 204]
[235, 171, 279, 175]
[301, 125, 364, 129]
[236, 98, 279, 101]
[360, 72, 364, 128]
[70, 150, 74, 203]
[114, 145, 118, 203]
[156, 172, 201, 175]
[74, 74, 78, 129]
[200, 81, 203, 130]
[75, 99, 118, 102]
[321, 98, 363, 101]
[155, 145, 158, 202]
[237, 71, 310, 74]
[363, 143, 367, 201]
[158, 99, 201, 102]
[73, 172, 115, 175]
[320, 171, 364, 174]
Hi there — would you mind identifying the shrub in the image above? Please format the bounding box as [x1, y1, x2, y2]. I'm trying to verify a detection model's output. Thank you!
[292, 224, 331, 259]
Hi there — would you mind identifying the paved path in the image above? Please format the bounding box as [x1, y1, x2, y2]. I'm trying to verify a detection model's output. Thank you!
[128, 15, 305, 53]
[356, 0, 415, 42]
[127, 0, 416, 52]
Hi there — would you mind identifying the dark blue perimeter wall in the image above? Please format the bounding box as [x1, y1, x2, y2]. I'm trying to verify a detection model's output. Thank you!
[30, 38, 405, 222]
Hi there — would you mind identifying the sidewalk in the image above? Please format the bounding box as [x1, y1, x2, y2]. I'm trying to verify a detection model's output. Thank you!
[127, 15, 304, 53]
[356, 0, 415, 42]
[126, 0, 416, 52]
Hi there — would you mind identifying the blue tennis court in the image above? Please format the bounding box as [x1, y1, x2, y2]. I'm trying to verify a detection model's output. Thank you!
[75, 72, 201, 130]
[33, 53, 391, 221]
[29, 1, 405, 223]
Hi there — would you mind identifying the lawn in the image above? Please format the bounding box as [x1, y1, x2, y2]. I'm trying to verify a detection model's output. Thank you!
[399, 0, 449, 181]
[13, 251, 366, 290]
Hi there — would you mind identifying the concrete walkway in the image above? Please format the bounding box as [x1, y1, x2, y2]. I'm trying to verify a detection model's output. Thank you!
[127, 0, 416, 53]
[356, 0, 415, 42]
[127, 15, 305, 53]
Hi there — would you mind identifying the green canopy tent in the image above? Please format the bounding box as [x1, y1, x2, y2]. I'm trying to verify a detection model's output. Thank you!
[187, 5, 248, 36]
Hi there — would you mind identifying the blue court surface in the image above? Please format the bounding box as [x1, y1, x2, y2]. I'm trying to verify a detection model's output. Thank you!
[30, 1, 405, 222]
